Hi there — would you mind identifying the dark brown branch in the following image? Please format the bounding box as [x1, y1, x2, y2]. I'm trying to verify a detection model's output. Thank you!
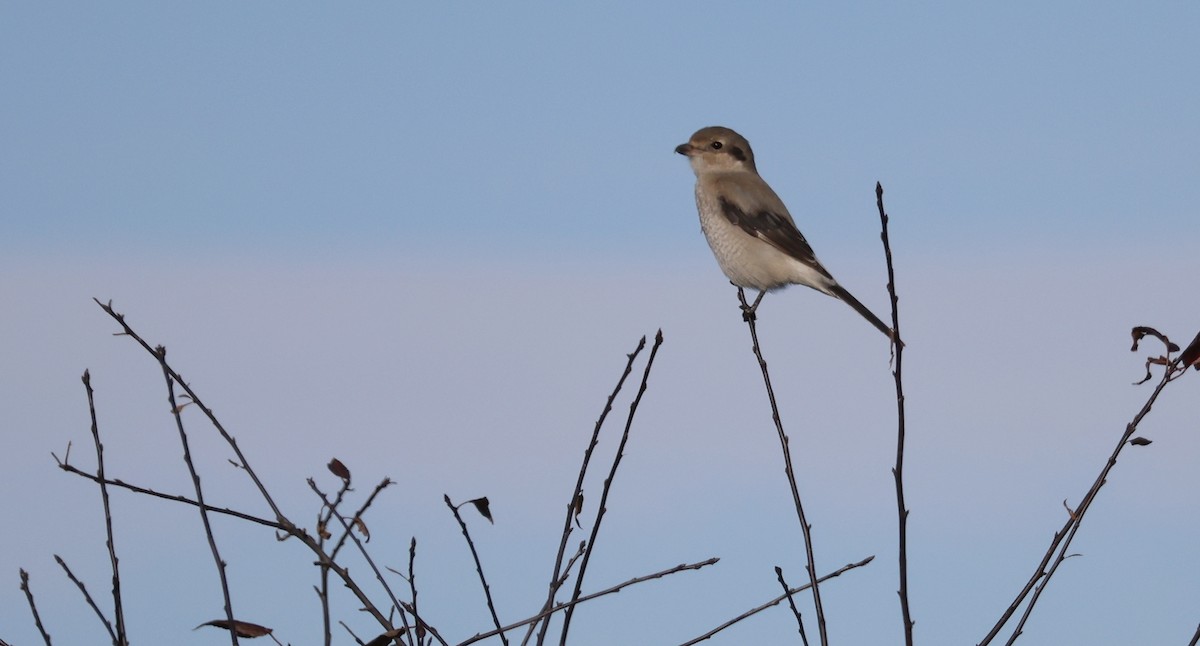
[94, 299, 288, 525]
[979, 340, 1189, 644]
[20, 569, 53, 646]
[80, 370, 129, 646]
[310, 481, 437, 646]
[159, 346, 238, 645]
[558, 330, 664, 645]
[1188, 622, 1200, 646]
[531, 335, 647, 645]
[736, 288, 828, 646]
[458, 557, 718, 646]
[877, 182, 914, 645]
[54, 555, 116, 643]
[446, 495, 508, 646]
[55, 463, 285, 530]
[774, 567, 809, 646]
[680, 555, 874, 646]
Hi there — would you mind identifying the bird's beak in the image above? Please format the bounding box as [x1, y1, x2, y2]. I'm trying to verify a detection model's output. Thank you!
[675, 143, 695, 157]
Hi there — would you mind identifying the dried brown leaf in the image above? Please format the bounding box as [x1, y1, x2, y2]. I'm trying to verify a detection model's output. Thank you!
[469, 496, 494, 524]
[327, 458, 351, 483]
[354, 516, 370, 542]
[194, 619, 273, 638]
[572, 492, 584, 529]
[1129, 437, 1153, 446]
[1130, 326, 1180, 353]
[365, 628, 407, 646]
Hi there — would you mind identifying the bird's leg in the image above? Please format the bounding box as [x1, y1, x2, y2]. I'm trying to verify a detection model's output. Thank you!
[735, 286, 766, 322]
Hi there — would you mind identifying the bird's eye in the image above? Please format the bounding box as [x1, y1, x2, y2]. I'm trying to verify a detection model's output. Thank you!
[710, 141, 723, 150]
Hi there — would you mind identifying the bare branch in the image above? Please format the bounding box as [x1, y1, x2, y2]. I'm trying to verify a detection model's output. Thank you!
[680, 555, 874, 646]
[559, 330, 664, 645]
[531, 334, 647, 645]
[54, 555, 117, 643]
[877, 182, 914, 645]
[459, 557, 718, 646]
[736, 288, 828, 646]
[20, 568, 54, 646]
[446, 495, 508, 646]
[80, 370, 129, 645]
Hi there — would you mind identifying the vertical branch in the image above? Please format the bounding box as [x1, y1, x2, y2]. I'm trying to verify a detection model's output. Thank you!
[159, 346, 238, 645]
[877, 182, 914, 645]
[774, 566, 810, 646]
[558, 330, 664, 646]
[445, 495, 508, 646]
[531, 335, 647, 645]
[82, 370, 128, 646]
[408, 538, 425, 646]
[19, 569, 53, 646]
[736, 290, 828, 646]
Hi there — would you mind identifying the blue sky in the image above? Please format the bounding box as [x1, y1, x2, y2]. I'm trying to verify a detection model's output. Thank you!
[2, 3, 1198, 645]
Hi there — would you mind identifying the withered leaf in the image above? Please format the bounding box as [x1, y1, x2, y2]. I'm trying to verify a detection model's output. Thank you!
[365, 628, 407, 646]
[1179, 330, 1200, 371]
[1129, 437, 1152, 446]
[572, 492, 584, 529]
[327, 458, 351, 483]
[469, 497, 494, 524]
[354, 516, 371, 542]
[1130, 326, 1179, 353]
[195, 619, 273, 638]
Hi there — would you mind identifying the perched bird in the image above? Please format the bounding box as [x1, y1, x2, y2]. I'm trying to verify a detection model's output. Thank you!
[676, 126, 896, 342]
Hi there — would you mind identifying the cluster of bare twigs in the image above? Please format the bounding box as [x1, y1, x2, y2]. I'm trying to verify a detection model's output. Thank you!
[15, 304, 880, 645]
[11, 184, 1198, 645]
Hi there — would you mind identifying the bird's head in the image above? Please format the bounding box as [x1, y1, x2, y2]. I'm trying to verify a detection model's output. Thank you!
[675, 126, 757, 174]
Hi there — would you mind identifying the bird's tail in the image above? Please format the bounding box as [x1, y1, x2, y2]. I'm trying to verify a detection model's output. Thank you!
[827, 282, 901, 346]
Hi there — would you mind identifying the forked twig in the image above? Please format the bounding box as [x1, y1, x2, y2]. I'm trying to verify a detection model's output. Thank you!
[680, 555, 874, 645]
[558, 330, 665, 645]
[531, 335, 648, 645]
[736, 288, 827, 646]
[459, 557, 718, 646]
[979, 336, 1190, 645]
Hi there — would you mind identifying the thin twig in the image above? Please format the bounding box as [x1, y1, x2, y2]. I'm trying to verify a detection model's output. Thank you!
[55, 463, 285, 530]
[159, 345, 238, 645]
[95, 299, 288, 524]
[774, 567, 809, 646]
[409, 538, 426, 646]
[81, 370, 129, 646]
[877, 182, 914, 645]
[310, 481, 436, 645]
[979, 344, 1188, 644]
[680, 555, 874, 646]
[446, 495, 508, 646]
[458, 557, 718, 646]
[1187, 622, 1200, 646]
[20, 569, 53, 646]
[91, 301, 407, 638]
[558, 330, 664, 645]
[736, 288, 828, 646]
[54, 555, 116, 643]
[531, 335, 647, 646]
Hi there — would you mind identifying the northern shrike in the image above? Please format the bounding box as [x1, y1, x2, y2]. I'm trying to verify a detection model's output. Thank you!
[676, 126, 895, 341]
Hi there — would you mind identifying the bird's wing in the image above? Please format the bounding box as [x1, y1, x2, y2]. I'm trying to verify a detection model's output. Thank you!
[716, 178, 832, 279]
